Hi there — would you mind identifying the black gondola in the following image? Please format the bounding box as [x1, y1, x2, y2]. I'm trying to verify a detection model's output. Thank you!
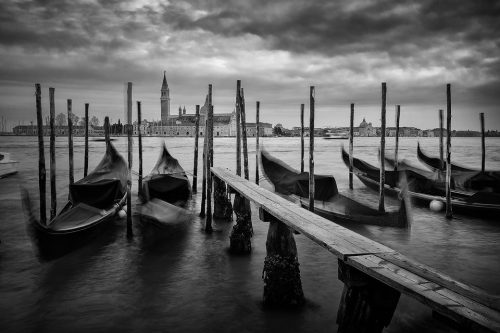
[260, 149, 408, 227]
[343, 147, 500, 215]
[22, 142, 127, 258]
[417, 143, 500, 193]
[139, 143, 191, 228]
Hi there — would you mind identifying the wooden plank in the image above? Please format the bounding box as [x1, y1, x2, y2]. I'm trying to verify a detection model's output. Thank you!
[346, 255, 500, 333]
[211, 167, 395, 258]
[378, 252, 500, 312]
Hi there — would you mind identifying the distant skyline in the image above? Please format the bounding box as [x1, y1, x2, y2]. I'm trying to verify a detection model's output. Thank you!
[0, 0, 499, 131]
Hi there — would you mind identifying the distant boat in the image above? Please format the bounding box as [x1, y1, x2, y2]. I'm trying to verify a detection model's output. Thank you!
[323, 131, 348, 140]
[92, 137, 117, 142]
[0, 152, 18, 178]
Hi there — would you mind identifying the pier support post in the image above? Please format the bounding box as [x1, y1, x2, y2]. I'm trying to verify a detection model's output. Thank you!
[213, 176, 232, 220]
[255, 101, 260, 185]
[262, 213, 304, 307]
[337, 260, 400, 333]
[349, 103, 354, 190]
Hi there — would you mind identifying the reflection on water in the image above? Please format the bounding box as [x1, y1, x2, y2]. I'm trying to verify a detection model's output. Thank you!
[0, 136, 499, 332]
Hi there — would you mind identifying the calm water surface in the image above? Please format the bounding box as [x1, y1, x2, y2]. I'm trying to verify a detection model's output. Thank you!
[1, 135, 499, 332]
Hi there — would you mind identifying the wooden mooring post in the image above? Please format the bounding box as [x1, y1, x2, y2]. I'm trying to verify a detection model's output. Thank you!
[255, 101, 260, 185]
[309, 86, 315, 212]
[300, 103, 305, 173]
[230, 81, 252, 254]
[394, 105, 400, 172]
[84, 103, 89, 177]
[126, 82, 133, 237]
[205, 85, 214, 233]
[445, 84, 452, 219]
[137, 101, 143, 195]
[261, 211, 305, 307]
[49, 88, 56, 220]
[35, 84, 46, 225]
[349, 103, 354, 190]
[192, 105, 200, 193]
[67, 99, 74, 185]
[379, 82, 387, 213]
[439, 109, 444, 171]
[199, 116, 207, 218]
[480, 112, 485, 173]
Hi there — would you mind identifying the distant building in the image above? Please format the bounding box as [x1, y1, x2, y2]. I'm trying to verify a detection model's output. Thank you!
[12, 125, 101, 136]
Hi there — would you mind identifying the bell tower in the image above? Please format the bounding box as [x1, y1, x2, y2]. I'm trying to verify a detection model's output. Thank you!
[161, 71, 170, 122]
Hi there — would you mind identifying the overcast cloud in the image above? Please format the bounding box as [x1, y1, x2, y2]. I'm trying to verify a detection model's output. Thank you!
[0, 0, 499, 130]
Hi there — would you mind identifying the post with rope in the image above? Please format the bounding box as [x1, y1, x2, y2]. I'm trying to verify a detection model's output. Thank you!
[230, 81, 252, 254]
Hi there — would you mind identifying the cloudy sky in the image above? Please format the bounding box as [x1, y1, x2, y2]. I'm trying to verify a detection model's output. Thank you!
[0, 0, 499, 130]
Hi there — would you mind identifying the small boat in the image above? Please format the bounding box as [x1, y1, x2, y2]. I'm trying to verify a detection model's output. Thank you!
[323, 131, 349, 140]
[22, 142, 127, 257]
[417, 143, 500, 193]
[260, 149, 408, 227]
[0, 152, 18, 178]
[343, 147, 500, 215]
[139, 143, 191, 228]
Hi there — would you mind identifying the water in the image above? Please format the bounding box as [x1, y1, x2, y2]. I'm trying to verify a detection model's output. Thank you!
[1, 135, 499, 332]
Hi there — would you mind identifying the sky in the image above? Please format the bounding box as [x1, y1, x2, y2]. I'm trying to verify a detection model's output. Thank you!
[0, 0, 499, 130]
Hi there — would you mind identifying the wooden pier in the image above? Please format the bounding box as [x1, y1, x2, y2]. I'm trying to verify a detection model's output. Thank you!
[211, 166, 500, 333]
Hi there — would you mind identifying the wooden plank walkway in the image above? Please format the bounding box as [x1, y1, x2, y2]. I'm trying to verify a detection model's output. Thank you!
[212, 167, 500, 333]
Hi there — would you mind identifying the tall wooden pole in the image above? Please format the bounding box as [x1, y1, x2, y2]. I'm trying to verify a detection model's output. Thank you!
[126, 82, 133, 237]
[309, 86, 315, 212]
[394, 105, 401, 172]
[49, 88, 56, 220]
[349, 103, 354, 190]
[199, 117, 207, 218]
[379, 82, 387, 213]
[205, 85, 213, 233]
[193, 105, 200, 193]
[236, 80, 242, 176]
[104, 116, 110, 147]
[35, 84, 46, 225]
[241, 88, 249, 181]
[84, 103, 89, 177]
[67, 99, 74, 185]
[445, 84, 452, 219]
[300, 103, 305, 173]
[480, 112, 485, 173]
[137, 101, 143, 195]
[255, 101, 260, 185]
[439, 109, 444, 171]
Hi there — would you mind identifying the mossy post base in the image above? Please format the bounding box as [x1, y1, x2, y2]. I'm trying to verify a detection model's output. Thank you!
[213, 176, 233, 220]
[337, 259, 400, 333]
[229, 193, 252, 254]
[262, 218, 304, 307]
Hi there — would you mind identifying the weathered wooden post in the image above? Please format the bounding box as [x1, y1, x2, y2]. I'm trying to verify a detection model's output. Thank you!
[67, 99, 74, 185]
[480, 112, 485, 173]
[193, 105, 200, 193]
[394, 105, 401, 172]
[445, 84, 452, 219]
[84, 103, 89, 177]
[439, 109, 444, 171]
[199, 117, 207, 218]
[349, 103, 354, 190]
[104, 116, 110, 147]
[336, 260, 400, 333]
[205, 85, 214, 233]
[261, 211, 305, 307]
[241, 88, 250, 181]
[49, 88, 56, 220]
[379, 82, 387, 213]
[35, 84, 46, 225]
[255, 101, 260, 185]
[230, 82, 252, 254]
[137, 101, 143, 195]
[126, 82, 133, 237]
[309, 86, 315, 212]
[300, 103, 305, 173]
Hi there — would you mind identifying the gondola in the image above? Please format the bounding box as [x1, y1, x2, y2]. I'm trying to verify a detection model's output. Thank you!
[343, 147, 500, 215]
[22, 142, 127, 257]
[0, 152, 18, 178]
[260, 149, 408, 227]
[139, 143, 191, 228]
[417, 143, 500, 193]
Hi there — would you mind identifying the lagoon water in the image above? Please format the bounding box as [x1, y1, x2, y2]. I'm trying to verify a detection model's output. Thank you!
[1, 135, 499, 332]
